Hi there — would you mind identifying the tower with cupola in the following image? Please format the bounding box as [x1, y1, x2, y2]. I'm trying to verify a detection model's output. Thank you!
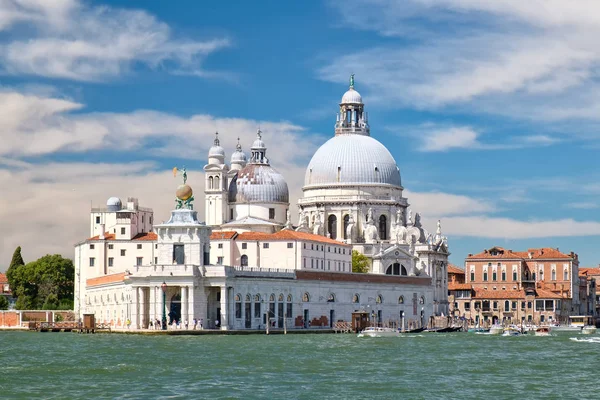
[204, 132, 229, 226]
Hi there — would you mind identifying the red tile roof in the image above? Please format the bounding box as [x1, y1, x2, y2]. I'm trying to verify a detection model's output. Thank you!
[448, 282, 472, 290]
[467, 246, 573, 260]
[0, 273, 7, 284]
[447, 264, 464, 275]
[579, 267, 600, 277]
[86, 272, 128, 287]
[534, 289, 564, 299]
[88, 232, 157, 241]
[210, 231, 238, 240]
[234, 230, 351, 246]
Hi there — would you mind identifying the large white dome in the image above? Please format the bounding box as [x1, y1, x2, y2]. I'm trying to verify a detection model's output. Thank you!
[229, 164, 289, 203]
[304, 134, 401, 188]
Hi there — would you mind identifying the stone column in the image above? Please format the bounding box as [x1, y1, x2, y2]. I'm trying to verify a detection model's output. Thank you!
[181, 286, 188, 327]
[220, 286, 228, 330]
[138, 287, 145, 329]
[130, 287, 138, 330]
[187, 285, 195, 325]
[149, 286, 156, 326]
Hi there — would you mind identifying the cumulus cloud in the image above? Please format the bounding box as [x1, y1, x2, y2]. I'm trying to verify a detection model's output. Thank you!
[0, 0, 230, 81]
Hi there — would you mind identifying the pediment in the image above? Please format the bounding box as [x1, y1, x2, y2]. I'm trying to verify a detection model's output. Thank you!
[374, 244, 415, 260]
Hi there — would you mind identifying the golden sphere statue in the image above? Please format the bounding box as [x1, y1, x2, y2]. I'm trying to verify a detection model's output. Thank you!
[176, 184, 193, 201]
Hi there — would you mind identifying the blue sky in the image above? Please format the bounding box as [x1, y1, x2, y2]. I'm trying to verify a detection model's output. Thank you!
[1, 0, 600, 269]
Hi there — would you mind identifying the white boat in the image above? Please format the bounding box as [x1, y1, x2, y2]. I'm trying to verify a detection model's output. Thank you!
[357, 326, 399, 338]
[581, 325, 597, 335]
[502, 326, 521, 336]
[535, 327, 551, 336]
[489, 325, 504, 335]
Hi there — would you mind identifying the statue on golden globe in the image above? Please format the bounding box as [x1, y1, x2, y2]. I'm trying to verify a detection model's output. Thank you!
[173, 167, 194, 210]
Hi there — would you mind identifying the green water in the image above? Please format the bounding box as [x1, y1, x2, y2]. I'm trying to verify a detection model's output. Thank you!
[0, 331, 597, 399]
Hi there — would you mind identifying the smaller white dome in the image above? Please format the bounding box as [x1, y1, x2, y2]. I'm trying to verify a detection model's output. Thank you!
[341, 87, 362, 104]
[231, 149, 247, 163]
[106, 197, 122, 211]
[209, 145, 225, 157]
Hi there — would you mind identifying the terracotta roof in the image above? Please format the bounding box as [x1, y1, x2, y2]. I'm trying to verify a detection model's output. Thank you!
[467, 246, 573, 260]
[579, 267, 600, 277]
[86, 272, 128, 287]
[0, 273, 7, 284]
[296, 270, 431, 286]
[235, 230, 351, 246]
[534, 288, 564, 299]
[447, 264, 464, 275]
[210, 231, 238, 240]
[473, 288, 525, 299]
[448, 282, 472, 290]
[87, 232, 157, 241]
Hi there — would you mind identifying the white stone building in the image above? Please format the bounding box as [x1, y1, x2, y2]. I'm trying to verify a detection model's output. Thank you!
[73, 77, 449, 330]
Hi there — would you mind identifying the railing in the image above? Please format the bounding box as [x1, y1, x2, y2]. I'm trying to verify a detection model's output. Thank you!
[232, 266, 295, 278]
[298, 195, 406, 203]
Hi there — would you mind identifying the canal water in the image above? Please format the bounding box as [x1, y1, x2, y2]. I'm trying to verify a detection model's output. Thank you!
[0, 331, 597, 399]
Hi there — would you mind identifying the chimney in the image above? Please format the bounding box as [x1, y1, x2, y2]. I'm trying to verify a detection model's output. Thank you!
[99, 224, 105, 240]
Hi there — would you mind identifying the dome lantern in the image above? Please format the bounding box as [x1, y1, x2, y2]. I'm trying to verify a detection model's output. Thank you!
[336, 74, 370, 137]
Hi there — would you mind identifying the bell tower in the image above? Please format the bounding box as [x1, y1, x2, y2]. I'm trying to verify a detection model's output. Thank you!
[204, 132, 229, 226]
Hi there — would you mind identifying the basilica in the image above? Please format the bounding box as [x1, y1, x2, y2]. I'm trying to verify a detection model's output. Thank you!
[74, 77, 450, 331]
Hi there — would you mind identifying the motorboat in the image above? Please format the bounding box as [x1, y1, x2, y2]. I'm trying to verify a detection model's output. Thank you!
[581, 325, 597, 335]
[502, 326, 521, 336]
[489, 325, 504, 335]
[551, 316, 595, 335]
[535, 327, 551, 336]
[357, 326, 400, 338]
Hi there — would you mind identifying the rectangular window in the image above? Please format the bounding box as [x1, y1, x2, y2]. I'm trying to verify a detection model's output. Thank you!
[230, 208, 234, 220]
[287, 243, 293, 248]
[89, 244, 95, 249]
[137, 244, 142, 250]
[150, 216, 153, 225]
[217, 256, 224, 265]
[136, 257, 143, 266]
[95, 216, 100, 224]
[328, 260, 331, 270]
[470, 272, 475, 281]
[527, 301, 532, 309]
[235, 303, 241, 319]
[493, 301, 498, 310]
[173, 244, 184, 265]
[311, 259, 314, 268]
[254, 302, 261, 318]
[154, 257, 157, 265]
[218, 243, 223, 249]
[242, 243, 247, 250]
[269, 208, 275, 219]
[513, 271, 517, 281]
[328, 246, 330, 252]
[311, 243, 314, 250]
[120, 249, 126, 256]
[521, 301, 525, 310]
[303, 243, 306, 249]
[108, 244, 114, 250]
[483, 272, 488, 281]
[492, 272, 497, 281]
[501, 272, 506, 281]
[464, 302, 470, 311]
[263, 243, 269, 249]
[121, 227, 126, 235]
[89, 257, 95, 267]
[535, 300, 544, 310]
[286, 302, 292, 318]
[108, 257, 114, 267]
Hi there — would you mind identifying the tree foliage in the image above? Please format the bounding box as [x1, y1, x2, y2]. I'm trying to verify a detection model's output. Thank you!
[6, 246, 25, 294]
[0, 296, 9, 310]
[352, 250, 370, 273]
[10, 254, 74, 310]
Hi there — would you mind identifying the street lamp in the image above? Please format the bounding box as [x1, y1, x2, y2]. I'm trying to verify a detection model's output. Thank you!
[161, 281, 167, 331]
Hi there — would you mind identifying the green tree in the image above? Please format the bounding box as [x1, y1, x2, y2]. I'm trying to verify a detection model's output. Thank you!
[10, 254, 74, 310]
[352, 250, 370, 273]
[5, 246, 25, 296]
[0, 295, 9, 310]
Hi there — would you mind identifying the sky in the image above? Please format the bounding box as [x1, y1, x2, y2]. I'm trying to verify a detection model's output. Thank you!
[1, 0, 600, 270]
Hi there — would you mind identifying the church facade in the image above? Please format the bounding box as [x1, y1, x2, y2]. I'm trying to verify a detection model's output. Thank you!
[73, 78, 449, 330]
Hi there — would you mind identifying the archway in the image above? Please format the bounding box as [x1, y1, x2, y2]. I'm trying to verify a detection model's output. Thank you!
[328, 215, 337, 239]
[385, 263, 407, 276]
[379, 215, 387, 240]
[169, 293, 181, 324]
[343, 215, 350, 239]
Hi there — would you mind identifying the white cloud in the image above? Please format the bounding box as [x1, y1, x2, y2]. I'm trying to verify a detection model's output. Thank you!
[321, 0, 600, 126]
[404, 190, 494, 216]
[420, 126, 480, 152]
[566, 202, 599, 210]
[0, 0, 230, 81]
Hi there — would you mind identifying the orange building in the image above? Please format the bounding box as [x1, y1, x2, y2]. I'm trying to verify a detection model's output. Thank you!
[448, 246, 593, 327]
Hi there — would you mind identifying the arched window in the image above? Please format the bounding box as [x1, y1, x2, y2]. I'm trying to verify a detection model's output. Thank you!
[269, 294, 275, 302]
[343, 215, 350, 239]
[208, 176, 213, 189]
[302, 292, 310, 302]
[327, 293, 336, 302]
[504, 300, 510, 311]
[245, 294, 251, 302]
[287, 294, 292, 302]
[551, 269, 556, 281]
[215, 176, 220, 190]
[254, 294, 261, 318]
[398, 296, 404, 304]
[419, 296, 425, 305]
[241, 254, 248, 267]
[286, 295, 293, 319]
[376, 295, 382, 304]
[328, 215, 337, 239]
[379, 215, 387, 240]
[235, 294, 242, 319]
[278, 294, 284, 302]
[254, 294, 261, 302]
[352, 294, 360, 303]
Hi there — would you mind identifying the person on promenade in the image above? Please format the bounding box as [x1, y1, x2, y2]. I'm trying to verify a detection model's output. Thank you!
[200, 318, 203, 330]
[185, 320, 189, 330]
[193, 318, 197, 330]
